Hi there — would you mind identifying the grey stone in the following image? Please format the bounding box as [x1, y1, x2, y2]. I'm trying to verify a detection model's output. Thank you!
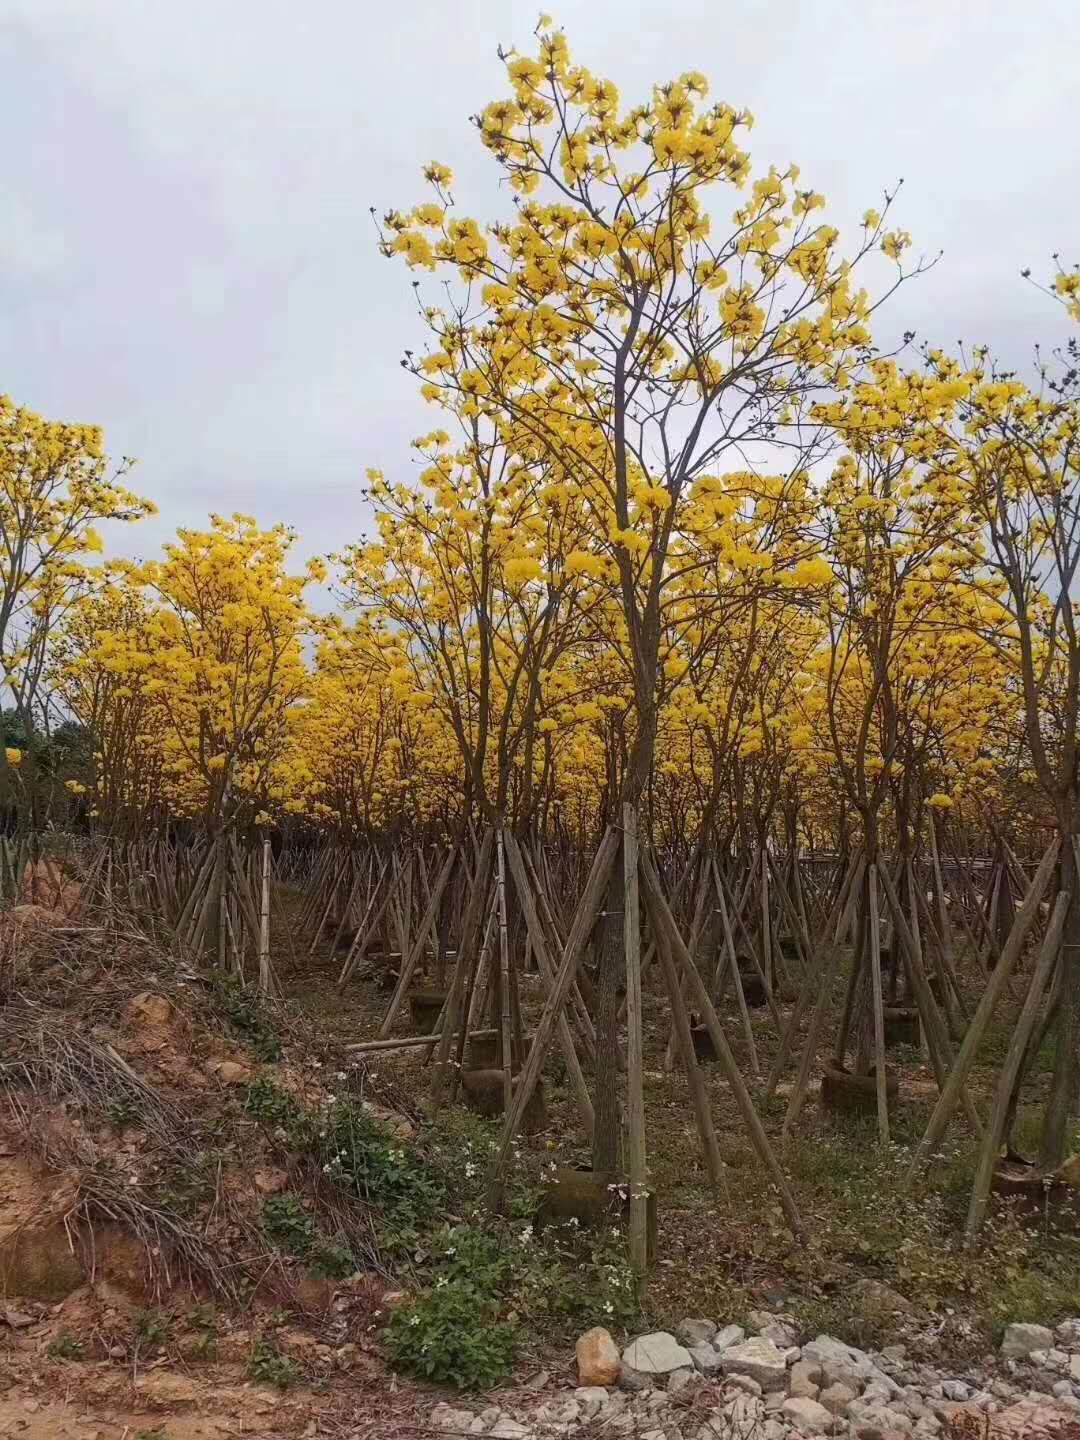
[668, 1367, 699, 1395]
[881, 1344, 908, 1364]
[1048, 1347, 1070, 1368]
[1001, 1322, 1054, 1359]
[1056, 1318, 1080, 1346]
[848, 1398, 913, 1435]
[724, 1373, 763, 1397]
[688, 1341, 722, 1375]
[623, 1332, 694, 1376]
[488, 1419, 529, 1439]
[763, 1390, 786, 1413]
[783, 1346, 802, 1365]
[722, 1392, 764, 1426]
[718, 1336, 787, 1390]
[617, 1363, 651, 1393]
[789, 1358, 824, 1398]
[781, 1396, 836, 1433]
[991, 1379, 1018, 1401]
[802, 1334, 898, 1395]
[712, 1323, 745, 1352]
[819, 1381, 857, 1416]
[1054, 1380, 1075, 1399]
[676, 1317, 718, 1347]
[1072, 1356, 1080, 1383]
[574, 1387, 608, 1405]
[431, 1405, 477, 1434]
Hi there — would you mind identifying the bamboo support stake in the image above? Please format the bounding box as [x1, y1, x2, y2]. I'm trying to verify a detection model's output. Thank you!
[503, 832, 593, 1137]
[378, 847, 457, 1038]
[486, 828, 619, 1208]
[653, 884, 729, 1197]
[496, 830, 514, 1114]
[258, 835, 272, 993]
[712, 860, 760, 1078]
[640, 850, 805, 1242]
[964, 889, 1067, 1243]
[868, 865, 889, 1146]
[906, 838, 1060, 1182]
[623, 805, 648, 1280]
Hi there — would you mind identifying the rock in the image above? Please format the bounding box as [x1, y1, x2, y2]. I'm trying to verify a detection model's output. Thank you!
[688, 1341, 722, 1375]
[1000, 1322, 1054, 1359]
[134, 1371, 199, 1405]
[723, 1392, 765, 1426]
[1055, 1318, 1080, 1346]
[849, 1278, 915, 1318]
[574, 1387, 607, 1419]
[1053, 1380, 1075, 1399]
[847, 1398, 913, 1436]
[430, 1403, 476, 1433]
[617, 1363, 651, 1392]
[764, 1389, 786, 1412]
[881, 1345, 908, 1364]
[622, 1332, 693, 1377]
[724, 1373, 763, 1397]
[790, 1358, 824, 1398]
[667, 1367, 698, 1395]
[803, 1334, 897, 1394]
[3, 1311, 34, 1329]
[819, 1382, 857, 1416]
[489, 1420, 529, 1439]
[577, 1326, 620, 1387]
[713, 1323, 745, 1352]
[782, 1396, 836, 1433]
[944, 1376, 979, 1399]
[749, 1308, 799, 1347]
[1070, 1356, 1080, 1383]
[718, 1336, 787, 1390]
[207, 1058, 252, 1084]
[676, 1317, 718, 1347]
[783, 1345, 802, 1365]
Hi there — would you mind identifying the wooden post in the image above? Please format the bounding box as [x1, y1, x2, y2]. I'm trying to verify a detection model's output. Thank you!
[496, 829, 514, 1114]
[868, 864, 889, 1145]
[640, 850, 805, 1242]
[258, 835, 272, 993]
[653, 886, 729, 1197]
[964, 890, 1067, 1243]
[486, 828, 619, 1207]
[906, 838, 1060, 1181]
[623, 805, 648, 1281]
[503, 831, 593, 1137]
[378, 847, 457, 1038]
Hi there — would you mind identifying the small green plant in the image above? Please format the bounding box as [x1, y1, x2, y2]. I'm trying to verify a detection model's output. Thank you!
[135, 1429, 171, 1440]
[134, 1308, 170, 1350]
[48, 1331, 85, 1360]
[248, 1337, 300, 1390]
[106, 1094, 143, 1128]
[383, 1282, 519, 1390]
[310, 1237, 355, 1279]
[262, 1192, 316, 1255]
[209, 970, 282, 1061]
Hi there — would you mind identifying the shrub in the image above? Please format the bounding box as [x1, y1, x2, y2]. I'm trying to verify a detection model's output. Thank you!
[248, 1337, 300, 1390]
[382, 1281, 518, 1390]
[209, 971, 281, 1061]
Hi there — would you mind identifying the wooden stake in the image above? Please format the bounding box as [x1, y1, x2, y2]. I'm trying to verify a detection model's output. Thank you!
[486, 827, 619, 1207]
[868, 864, 889, 1145]
[906, 838, 1060, 1182]
[623, 805, 648, 1280]
[258, 835, 272, 993]
[640, 849, 805, 1242]
[964, 889, 1067, 1243]
[496, 829, 514, 1113]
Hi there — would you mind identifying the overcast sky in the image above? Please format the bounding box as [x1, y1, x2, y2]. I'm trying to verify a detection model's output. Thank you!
[2, 0, 1077, 566]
